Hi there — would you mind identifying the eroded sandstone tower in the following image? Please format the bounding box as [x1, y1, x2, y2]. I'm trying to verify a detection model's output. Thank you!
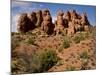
[17, 9, 91, 36]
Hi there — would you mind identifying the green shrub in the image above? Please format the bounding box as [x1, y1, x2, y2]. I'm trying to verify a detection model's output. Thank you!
[27, 38, 35, 45]
[80, 51, 88, 59]
[26, 31, 37, 36]
[26, 31, 33, 35]
[11, 58, 29, 73]
[11, 32, 20, 36]
[38, 49, 58, 72]
[63, 41, 70, 48]
[73, 33, 85, 43]
[63, 38, 70, 48]
[66, 66, 76, 71]
[11, 37, 21, 50]
[90, 26, 96, 38]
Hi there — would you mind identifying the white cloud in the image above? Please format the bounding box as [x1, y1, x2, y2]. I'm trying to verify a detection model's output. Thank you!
[52, 16, 57, 23]
[11, 14, 20, 32]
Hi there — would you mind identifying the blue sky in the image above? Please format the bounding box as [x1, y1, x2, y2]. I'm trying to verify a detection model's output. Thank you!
[11, 1, 96, 32]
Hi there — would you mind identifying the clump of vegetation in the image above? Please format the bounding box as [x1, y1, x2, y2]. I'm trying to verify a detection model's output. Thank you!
[80, 51, 88, 59]
[73, 32, 85, 43]
[26, 31, 33, 35]
[73, 32, 92, 44]
[26, 31, 37, 36]
[62, 37, 70, 48]
[26, 38, 35, 45]
[89, 26, 96, 39]
[11, 36, 22, 50]
[11, 48, 58, 74]
[38, 49, 58, 72]
[11, 32, 20, 36]
[79, 51, 89, 70]
[66, 66, 76, 71]
[11, 58, 30, 74]
[63, 40, 70, 48]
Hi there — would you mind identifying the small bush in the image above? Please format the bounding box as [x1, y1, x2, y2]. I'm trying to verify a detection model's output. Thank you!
[11, 37, 21, 50]
[38, 49, 58, 72]
[80, 51, 88, 59]
[26, 31, 37, 37]
[11, 32, 20, 36]
[27, 38, 35, 45]
[73, 33, 85, 43]
[66, 66, 76, 71]
[26, 31, 33, 35]
[63, 38, 70, 48]
[63, 41, 70, 48]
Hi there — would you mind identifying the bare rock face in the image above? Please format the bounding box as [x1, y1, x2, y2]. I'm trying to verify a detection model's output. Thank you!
[74, 24, 84, 32]
[70, 10, 78, 21]
[41, 9, 54, 35]
[64, 11, 71, 28]
[35, 10, 43, 27]
[67, 10, 90, 33]
[66, 10, 79, 36]
[81, 12, 90, 25]
[56, 10, 64, 26]
[84, 25, 90, 31]
[64, 11, 71, 22]
[67, 22, 76, 36]
[17, 13, 35, 33]
[54, 10, 65, 34]
[81, 12, 90, 31]
[28, 11, 37, 25]
[17, 9, 91, 35]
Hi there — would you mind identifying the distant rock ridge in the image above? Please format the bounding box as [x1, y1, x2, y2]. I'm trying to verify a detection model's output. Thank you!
[17, 9, 91, 36]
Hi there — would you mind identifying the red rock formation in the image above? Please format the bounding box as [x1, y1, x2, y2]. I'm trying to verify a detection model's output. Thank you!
[63, 11, 71, 28]
[64, 11, 71, 21]
[54, 10, 66, 35]
[67, 22, 76, 36]
[17, 13, 35, 33]
[36, 10, 43, 27]
[81, 12, 90, 25]
[41, 9, 54, 35]
[28, 11, 37, 25]
[17, 9, 91, 35]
